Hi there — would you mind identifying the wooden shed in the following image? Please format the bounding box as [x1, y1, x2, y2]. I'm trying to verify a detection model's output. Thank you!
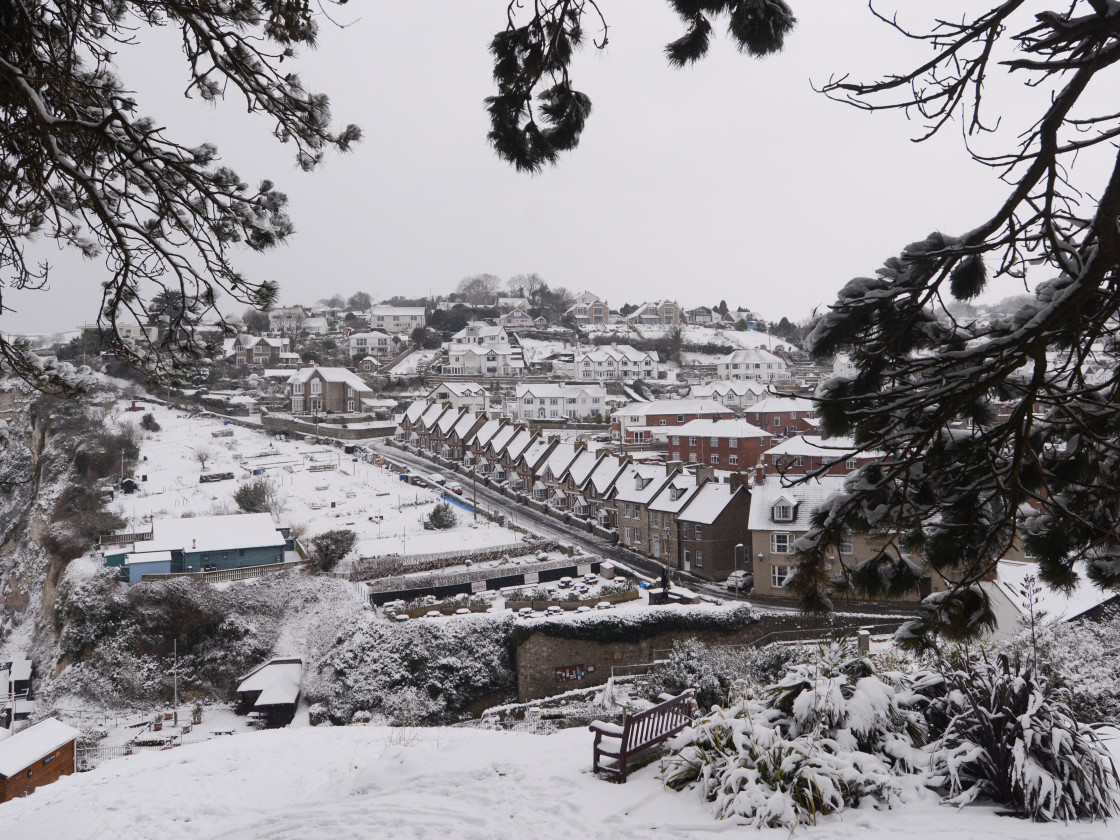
[0, 718, 79, 803]
[236, 658, 303, 728]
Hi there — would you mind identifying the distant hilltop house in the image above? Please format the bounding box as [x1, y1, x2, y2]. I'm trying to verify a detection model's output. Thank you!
[625, 300, 682, 327]
[302, 316, 330, 335]
[225, 334, 295, 367]
[452, 322, 510, 346]
[286, 366, 373, 414]
[102, 513, 293, 584]
[716, 348, 791, 383]
[367, 305, 426, 334]
[0, 718, 80, 803]
[268, 306, 308, 333]
[566, 292, 610, 326]
[499, 309, 534, 329]
[443, 343, 525, 378]
[347, 330, 393, 360]
[562, 345, 659, 381]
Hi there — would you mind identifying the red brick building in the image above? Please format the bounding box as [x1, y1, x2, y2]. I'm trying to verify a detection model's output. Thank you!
[668, 418, 773, 471]
[611, 400, 734, 444]
[764, 435, 879, 477]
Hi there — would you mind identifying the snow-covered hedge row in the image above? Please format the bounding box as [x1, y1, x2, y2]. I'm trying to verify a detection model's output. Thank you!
[511, 604, 759, 647]
[306, 613, 518, 725]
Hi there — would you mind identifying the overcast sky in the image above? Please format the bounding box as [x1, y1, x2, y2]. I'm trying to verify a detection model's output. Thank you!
[5, 1, 1054, 336]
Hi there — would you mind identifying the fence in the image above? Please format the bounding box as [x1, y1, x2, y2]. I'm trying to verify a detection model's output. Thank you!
[98, 529, 153, 547]
[141, 558, 309, 584]
[351, 541, 550, 582]
[77, 736, 209, 772]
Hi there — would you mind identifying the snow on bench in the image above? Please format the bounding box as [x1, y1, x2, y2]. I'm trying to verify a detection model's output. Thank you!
[589, 688, 696, 782]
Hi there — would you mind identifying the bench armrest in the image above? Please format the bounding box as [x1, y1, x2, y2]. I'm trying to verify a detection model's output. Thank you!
[589, 720, 625, 736]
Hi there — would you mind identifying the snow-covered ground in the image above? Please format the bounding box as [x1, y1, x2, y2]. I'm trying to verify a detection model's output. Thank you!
[388, 348, 441, 376]
[2, 723, 1116, 839]
[110, 401, 524, 560]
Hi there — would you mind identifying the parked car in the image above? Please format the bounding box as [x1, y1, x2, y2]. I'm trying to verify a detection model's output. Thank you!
[446, 483, 463, 495]
[724, 570, 753, 592]
[428, 473, 447, 486]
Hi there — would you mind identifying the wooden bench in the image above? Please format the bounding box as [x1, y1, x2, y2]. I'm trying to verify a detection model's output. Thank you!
[589, 688, 696, 782]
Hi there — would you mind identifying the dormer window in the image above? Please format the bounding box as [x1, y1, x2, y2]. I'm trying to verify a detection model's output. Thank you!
[773, 502, 794, 522]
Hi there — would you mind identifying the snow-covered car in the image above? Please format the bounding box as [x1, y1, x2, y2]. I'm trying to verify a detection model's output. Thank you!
[446, 483, 463, 495]
[428, 473, 447, 486]
[724, 570, 753, 592]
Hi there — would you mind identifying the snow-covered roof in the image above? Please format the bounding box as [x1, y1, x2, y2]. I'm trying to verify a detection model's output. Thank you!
[487, 423, 519, 456]
[519, 437, 555, 470]
[369, 305, 425, 316]
[678, 482, 742, 525]
[539, 443, 579, 480]
[429, 381, 487, 397]
[2, 658, 31, 684]
[419, 402, 448, 430]
[747, 475, 847, 531]
[436, 408, 463, 434]
[287, 366, 372, 394]
[0, 718, 78, 777]
[469, 419, 504, 448]
[719, 347, 787, 366]
[613, 399, 733, 420]
[403, 398, 428, 423]
[674, 418, 771, 439]
[515, 383, 606, 400]
[989, 560, 1118, 625]
[765, 435, 882, 461]
[574, 345, 654, 363]
[611, 465, 670, 504]
[648, 472, 700, 514]
[687, 380, 767, 398]
[583, 454, 628, 496]
[130, 513, 286, 555]
[748, 397, 816, 414]
[563, 450, 600, 486]
[504, 429, 535, 461]
[451, 412, 481, 440]
[237, 659, 303, 708]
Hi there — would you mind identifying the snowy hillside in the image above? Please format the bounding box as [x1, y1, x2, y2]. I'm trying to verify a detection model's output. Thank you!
[1, 723, 1116, 839]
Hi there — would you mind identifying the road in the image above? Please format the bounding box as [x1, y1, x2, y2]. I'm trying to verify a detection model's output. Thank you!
[368, 440, 786, 609]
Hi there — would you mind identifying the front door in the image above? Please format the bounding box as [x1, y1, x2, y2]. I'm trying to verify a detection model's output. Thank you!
[682, 548, 691, 572]
[653, 537, 661, 559]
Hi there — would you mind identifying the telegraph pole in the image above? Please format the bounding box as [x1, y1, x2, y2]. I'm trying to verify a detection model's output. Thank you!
[171, 640, 179, 727]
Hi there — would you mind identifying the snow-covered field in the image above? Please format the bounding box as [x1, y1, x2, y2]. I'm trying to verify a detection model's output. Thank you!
[2, 723, 1116, 839]
[110, 401, 523, 559]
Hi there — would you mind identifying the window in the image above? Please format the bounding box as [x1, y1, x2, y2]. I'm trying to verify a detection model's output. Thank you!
[659, 419, 667, 426]
[672, 436, 680, 445]
[695, 550, 703, 567]
[845, 459, 857, 470]
[695, 524, 702, 539]
[239, 549, 246, 557]
[840, 532, 853, 556]
[710, 436, 719, 446]
[688, 453, 697, 462]
[677, 415, 684, 422]
[710, 455, 719, 465]
[652, 512, 660, 527]
[291, 397, 303, 412]
[773, 504, 793, 522]
[771, 565, 790, 587]
[773, 417, 780, 426]
[729, 455, 738, 466]
[310, 379, 322, 395]
[671, 451, 679, 461]
[624, 502, 631, 517]
[292, 382, 303, 394]
[688, 436, 697, 446]
[771, 533, 792, 554]
[635, 528, 641, 544]
[347, 400, 356, 412]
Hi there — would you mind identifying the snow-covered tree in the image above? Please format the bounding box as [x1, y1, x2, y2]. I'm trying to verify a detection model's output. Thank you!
[1, 0, 359, 390]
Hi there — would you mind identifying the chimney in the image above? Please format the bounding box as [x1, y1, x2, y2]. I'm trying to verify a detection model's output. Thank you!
[754, 461, 765, 487]
[728, 472, 746, 492]
[694, 465, 715, 484]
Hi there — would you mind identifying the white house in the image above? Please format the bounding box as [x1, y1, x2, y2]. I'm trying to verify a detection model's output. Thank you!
[510, 383, 609, 421]
[426, 381, 490, 413]
[561, 344, 659, 381]
[452, 322, 511, 346]
[302, 316, 329, 335]
[443, 344, 525, 378]
[368, 305, 426, 334]
[717, 348, 791, 383]
[565, 292, 610, 326]
[348, 331, 393, 359]
[686, 379, 767, 410]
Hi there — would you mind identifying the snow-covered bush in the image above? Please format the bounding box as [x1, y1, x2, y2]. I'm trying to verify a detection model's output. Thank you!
[644, 639, 809, 711]
[309, 528, 357, 572]
[921, 652, 1120, 821]
[662, 643, 926, 828]
[427, 502, 457, 530]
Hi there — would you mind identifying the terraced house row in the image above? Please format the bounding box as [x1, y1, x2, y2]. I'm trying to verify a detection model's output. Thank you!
[396, 397, 960, 604]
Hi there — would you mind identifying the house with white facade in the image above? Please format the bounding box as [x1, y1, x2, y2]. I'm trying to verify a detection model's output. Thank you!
[303, 316, 329, 335]
[611, 399, 734, 444]
[686, 379, 767, 410]
[368, 305, 426, 334]
[561, 345, 659, 381]
[443, 344, 525, 377]
[347, 331, 393, 359]
[716, 348, 791, 383]
[426, 381, 490, 414]
[510, 384, 609, 421]
[452, 322, 511, 346]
